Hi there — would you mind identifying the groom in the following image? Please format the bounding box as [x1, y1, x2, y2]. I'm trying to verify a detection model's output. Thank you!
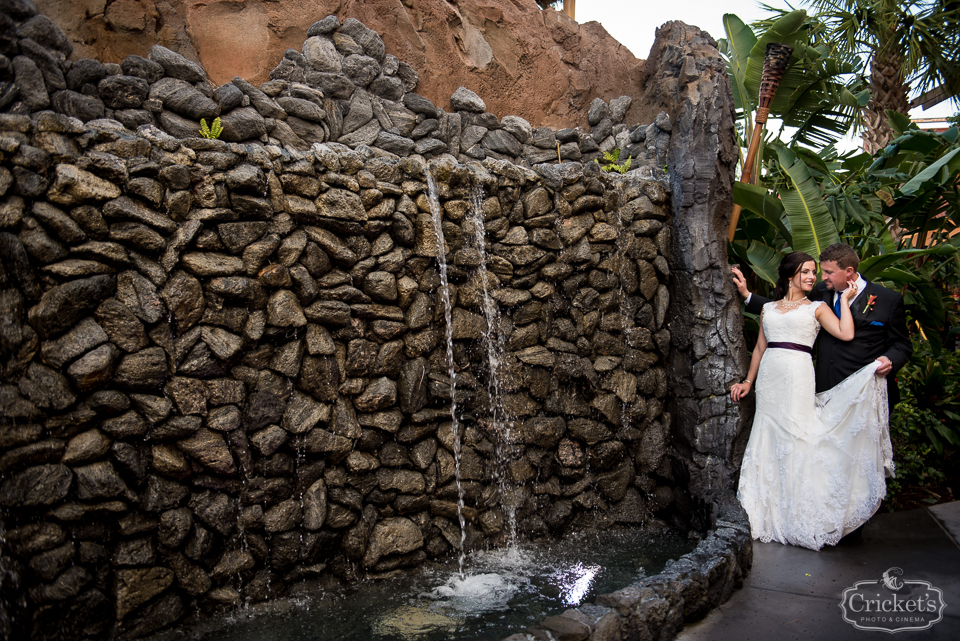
[732, 243, 913, 408]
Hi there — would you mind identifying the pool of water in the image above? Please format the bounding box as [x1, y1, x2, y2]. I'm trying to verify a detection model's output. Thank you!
[170, 527, 694, 641]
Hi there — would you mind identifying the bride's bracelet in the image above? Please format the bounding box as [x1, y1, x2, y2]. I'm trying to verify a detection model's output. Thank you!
[742, 379, 752, 385]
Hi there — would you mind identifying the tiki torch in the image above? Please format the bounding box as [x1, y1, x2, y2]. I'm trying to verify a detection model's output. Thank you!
[727, 42, 794, 242]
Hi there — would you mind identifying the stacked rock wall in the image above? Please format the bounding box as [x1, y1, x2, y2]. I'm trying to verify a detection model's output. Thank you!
[0, 9, 670, 175]
[0, 112, 677, 638]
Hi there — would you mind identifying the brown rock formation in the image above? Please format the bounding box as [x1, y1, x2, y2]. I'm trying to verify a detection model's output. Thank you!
[36, 0, 647, 127]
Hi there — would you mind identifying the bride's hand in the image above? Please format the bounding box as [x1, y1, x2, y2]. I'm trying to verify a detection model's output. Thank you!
[842, 280, 858, 304]
[730, 381, 752, 401]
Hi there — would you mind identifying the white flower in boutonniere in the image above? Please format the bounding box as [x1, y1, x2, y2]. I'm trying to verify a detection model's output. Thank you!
[862, 294, 877, 314]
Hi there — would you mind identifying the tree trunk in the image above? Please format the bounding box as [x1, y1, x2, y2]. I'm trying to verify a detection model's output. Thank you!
[861, 47, 911, 154]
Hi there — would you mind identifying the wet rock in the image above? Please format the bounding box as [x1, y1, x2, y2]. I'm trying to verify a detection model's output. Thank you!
[178, 429, 236, 475]
[66, 343, 120, 391]
[114, 347, 167, 390]
[362, 517, 423, 568]
[74, 461, 135, 501]
[0, 463, 72, 506]
[27, 274, 115, 339]
[115, 567, 174, 620]
[18, 361, 74, 410]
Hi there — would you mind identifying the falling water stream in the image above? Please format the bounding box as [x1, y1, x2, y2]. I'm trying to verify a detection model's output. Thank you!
[466, 179, 516, 543]
[425, 170, 467, 576]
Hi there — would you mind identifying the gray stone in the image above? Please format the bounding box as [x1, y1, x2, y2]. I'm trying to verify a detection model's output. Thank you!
[213, 83, 243, 110]
[277, 96, 326, 122]
[149, 77, 219, 119]
[98, 75, 149, 109]
[307, 16, 340, 36]
[231, 77, 285, 119]
[218, 107, 268, 142]
[47, 164, 121, 206]
[303, 35, 342, 73]
[339, 18, 386, 62]
[482, 129, 521, 156]
[342, 54, 380, 87]
[150, 45, 206, 83]
[402, 93, 438, 117]
[375, 131, 415, 155]
[120, 54, 164, 83]
[451, 87, 485, 112]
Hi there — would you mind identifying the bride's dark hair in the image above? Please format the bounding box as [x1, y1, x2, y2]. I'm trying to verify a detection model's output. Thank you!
[772, 251, 816, 300]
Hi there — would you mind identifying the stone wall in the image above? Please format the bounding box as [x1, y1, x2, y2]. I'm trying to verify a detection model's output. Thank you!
[0, 9, 670, 174]
[0, 113, 677, 637]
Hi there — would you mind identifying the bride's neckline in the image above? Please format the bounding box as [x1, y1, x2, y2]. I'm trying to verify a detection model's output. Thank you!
[773, 298, 812, 312]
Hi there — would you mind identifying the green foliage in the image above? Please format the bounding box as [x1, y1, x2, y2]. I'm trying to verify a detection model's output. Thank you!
[595, 148, 632, 174]
[719, 10, 866, 150]
[885, 331, 960, 507]
[199, 117, 223, 140]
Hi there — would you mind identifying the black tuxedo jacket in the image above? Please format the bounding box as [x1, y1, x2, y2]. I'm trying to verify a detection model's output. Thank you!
[746, 279, 912, 406]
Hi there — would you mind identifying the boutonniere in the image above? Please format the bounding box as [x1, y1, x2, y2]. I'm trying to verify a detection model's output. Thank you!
[862, 294, 877, 314]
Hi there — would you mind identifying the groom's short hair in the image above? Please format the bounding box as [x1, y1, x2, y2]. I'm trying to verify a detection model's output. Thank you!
[820, 243, 859, 271]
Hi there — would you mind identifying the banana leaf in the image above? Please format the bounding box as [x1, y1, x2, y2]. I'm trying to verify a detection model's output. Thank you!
[721, 14, 757, 119]
[899, 147, 960, 196]
[859, 244, 959, 280]
[775, 145, 840, 259]
[733, 182, 791, 240]
[746, 241, 784, 284]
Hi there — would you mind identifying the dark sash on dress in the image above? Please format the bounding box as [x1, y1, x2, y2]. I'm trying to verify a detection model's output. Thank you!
[767, 341, 812, 354]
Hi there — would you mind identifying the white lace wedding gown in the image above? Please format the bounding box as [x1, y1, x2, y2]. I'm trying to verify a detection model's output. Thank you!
[737, 300, 895, 550]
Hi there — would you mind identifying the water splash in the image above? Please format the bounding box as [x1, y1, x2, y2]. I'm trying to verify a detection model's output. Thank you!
[425, 169, 467, 577]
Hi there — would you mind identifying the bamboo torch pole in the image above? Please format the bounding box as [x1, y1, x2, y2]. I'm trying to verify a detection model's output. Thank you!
[727, 42, 794, 242]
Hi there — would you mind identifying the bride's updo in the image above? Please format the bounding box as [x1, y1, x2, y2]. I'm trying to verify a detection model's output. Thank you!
[772, 251, 816, 300]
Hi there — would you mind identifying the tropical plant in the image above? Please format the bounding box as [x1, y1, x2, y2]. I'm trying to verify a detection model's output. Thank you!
[764, 1, 960, 153]
[595, 148, 632, 174]
[720, 10, 867, 153]
[199, 117, 223, 140]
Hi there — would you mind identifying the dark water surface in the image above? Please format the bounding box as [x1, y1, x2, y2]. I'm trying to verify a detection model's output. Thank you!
[169, 527, 695, 641]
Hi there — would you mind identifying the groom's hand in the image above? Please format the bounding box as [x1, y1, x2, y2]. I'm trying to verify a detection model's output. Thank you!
[876, 355, 893, 376]
[731, 266, 750, 299]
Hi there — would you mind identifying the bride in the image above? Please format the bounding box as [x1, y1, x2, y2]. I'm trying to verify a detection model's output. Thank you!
[730, 252, 892, 550]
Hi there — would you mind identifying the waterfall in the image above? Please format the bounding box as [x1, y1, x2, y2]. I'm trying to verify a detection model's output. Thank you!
[467, 179, 517, 543]
[425, 170, 467, 577]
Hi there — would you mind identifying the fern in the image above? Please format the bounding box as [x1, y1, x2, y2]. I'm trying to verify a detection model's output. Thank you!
[595, 148, 632, 174]
[199, 117, 223, 139]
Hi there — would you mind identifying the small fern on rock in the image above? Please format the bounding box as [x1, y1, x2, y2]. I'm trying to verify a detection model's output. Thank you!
[596, 148, 631, 174]
[199, 117, 223, 140]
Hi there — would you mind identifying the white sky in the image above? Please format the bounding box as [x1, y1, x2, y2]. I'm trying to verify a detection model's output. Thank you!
[577, 0, 957, 126]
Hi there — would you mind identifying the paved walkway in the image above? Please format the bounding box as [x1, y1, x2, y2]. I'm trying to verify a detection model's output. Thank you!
[677, 501, 960, 640]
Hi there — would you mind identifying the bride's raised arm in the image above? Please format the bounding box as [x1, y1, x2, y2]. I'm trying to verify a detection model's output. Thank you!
[815, 280, 857, 341]
[731, 313, 767, 401]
